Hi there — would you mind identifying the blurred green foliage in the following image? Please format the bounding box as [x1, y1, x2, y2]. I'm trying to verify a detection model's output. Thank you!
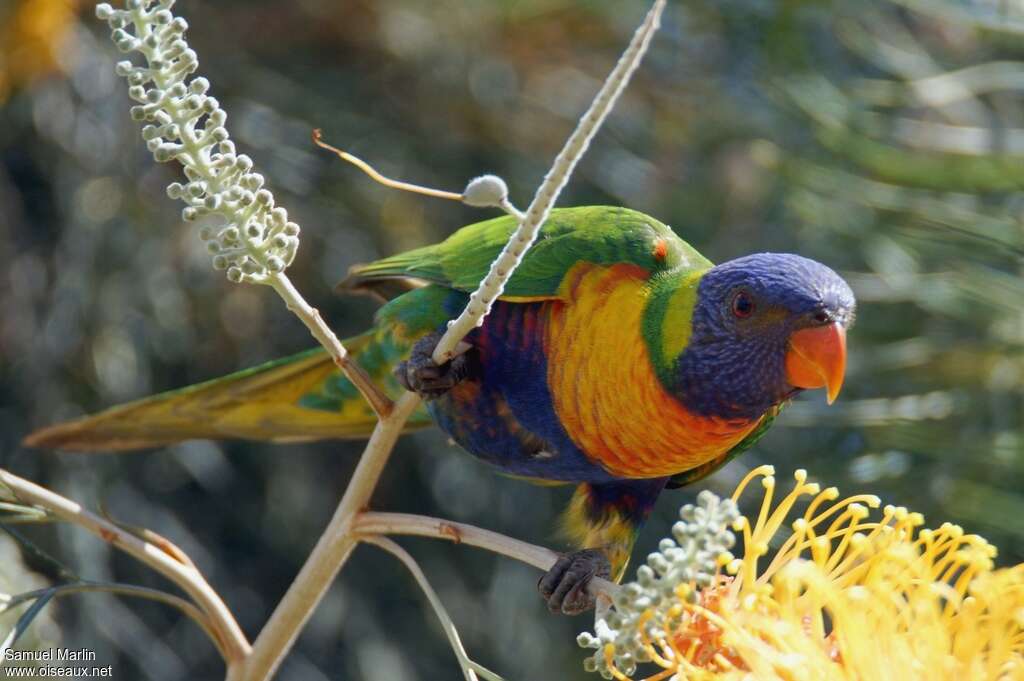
[0, 0, 1021, 679]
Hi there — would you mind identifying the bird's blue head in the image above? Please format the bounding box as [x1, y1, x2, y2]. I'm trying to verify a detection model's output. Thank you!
[675, 253, 856, 420]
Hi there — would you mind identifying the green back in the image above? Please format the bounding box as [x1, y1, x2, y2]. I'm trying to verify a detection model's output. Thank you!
[345, 206, 712, 299]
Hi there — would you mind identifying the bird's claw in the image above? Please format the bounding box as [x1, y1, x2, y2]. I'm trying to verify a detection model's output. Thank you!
[538, 548, 611, 615]
[396, 331, 473, 399]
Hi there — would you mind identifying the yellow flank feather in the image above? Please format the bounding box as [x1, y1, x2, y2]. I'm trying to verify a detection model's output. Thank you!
[545, 263, 762, 479]
[561, 484, 638, 580]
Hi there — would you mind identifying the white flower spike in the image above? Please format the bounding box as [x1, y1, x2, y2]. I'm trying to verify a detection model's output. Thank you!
[97, 0, 299, 284]
[577, 491, 739, 679]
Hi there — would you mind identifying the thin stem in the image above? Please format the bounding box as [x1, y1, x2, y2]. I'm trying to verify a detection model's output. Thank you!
[0, 468, 250, 665]
[2, 582, 222, 658]
[241, 391, 422, 681]
[354, 512, 620, 600]
[356, 512, 557, 571]
[362, 536, 505, 681]
[312, 130, 465, 202]
[267, 272, 393, 418]
[431, 0, 667, 364]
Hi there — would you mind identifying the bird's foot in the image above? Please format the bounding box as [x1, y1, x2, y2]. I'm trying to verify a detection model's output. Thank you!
[538, 548, 611, 615]
[396, 331, 474, 399]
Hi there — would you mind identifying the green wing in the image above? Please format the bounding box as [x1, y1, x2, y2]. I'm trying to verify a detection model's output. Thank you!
[665, 404, 784, 489]
[342, 206, 711, 300]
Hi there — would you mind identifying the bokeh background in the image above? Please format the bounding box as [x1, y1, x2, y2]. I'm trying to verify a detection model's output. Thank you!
[1, 0, 1022, 678]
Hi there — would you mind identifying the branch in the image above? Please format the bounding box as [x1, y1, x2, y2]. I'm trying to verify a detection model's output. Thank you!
[241, 391, 422, 681]
[0, 468, 250, 664]
[355, 512, 620, 600]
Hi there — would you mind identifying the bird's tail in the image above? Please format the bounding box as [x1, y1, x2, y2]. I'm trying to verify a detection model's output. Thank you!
[23, 330, 429, 452]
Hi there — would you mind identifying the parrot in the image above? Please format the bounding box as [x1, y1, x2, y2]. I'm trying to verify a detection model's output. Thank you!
[24, 206, 856, 615]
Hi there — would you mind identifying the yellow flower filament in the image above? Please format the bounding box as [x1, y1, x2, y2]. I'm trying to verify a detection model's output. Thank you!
[602, 468, 1024, 680]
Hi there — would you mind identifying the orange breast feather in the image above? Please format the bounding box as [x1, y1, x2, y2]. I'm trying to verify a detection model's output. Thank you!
[545, 264, 760, 478]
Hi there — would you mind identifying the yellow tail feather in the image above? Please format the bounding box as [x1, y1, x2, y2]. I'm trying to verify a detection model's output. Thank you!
[23, 338, 425, 452]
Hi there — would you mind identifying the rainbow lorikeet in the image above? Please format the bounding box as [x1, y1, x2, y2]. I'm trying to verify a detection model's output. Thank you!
[25, 206, 855, 614]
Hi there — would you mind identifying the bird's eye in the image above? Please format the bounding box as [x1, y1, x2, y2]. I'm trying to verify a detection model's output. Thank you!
[731, 291, 755, 318]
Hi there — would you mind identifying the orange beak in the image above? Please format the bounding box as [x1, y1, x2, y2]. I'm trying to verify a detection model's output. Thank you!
[785, 322, 847, 404]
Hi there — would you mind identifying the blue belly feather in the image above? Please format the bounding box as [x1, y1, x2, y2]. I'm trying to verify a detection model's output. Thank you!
[426, 299, 616, 483]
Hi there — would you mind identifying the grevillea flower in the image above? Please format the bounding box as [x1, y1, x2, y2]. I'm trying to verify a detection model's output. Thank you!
[96, 0, 300, 284]
[579, 466, 1024, 680]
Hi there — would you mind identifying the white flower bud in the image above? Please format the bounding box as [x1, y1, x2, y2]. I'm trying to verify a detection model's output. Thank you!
[96, 3, 114, 19]
[153, 144, 177, 162]
[226, 266, 244, 283]
[266, 208, 285, 229]
[116, 36, 138, 52]
[462, 174, 508, 207]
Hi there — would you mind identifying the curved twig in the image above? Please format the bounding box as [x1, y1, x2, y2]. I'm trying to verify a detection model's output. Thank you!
[1, 581, 222, 658]
[362, 536, 505, 681]
[0, 469, 250, 664]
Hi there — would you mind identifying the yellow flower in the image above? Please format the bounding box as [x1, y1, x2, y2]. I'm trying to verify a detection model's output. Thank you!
[580, 466, 1024, 681]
